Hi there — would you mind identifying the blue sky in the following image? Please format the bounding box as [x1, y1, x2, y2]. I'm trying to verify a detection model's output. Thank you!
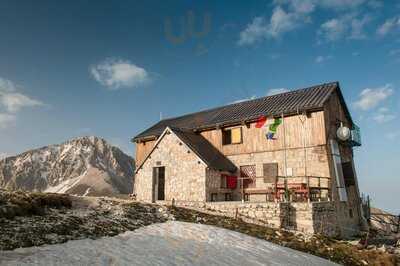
[0, 0, 399, 213]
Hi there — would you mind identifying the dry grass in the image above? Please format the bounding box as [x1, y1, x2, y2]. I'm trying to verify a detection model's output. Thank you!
[0, 189, 72, 218]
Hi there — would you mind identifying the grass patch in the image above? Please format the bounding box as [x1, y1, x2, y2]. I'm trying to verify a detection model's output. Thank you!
[0, 189, 72, 218]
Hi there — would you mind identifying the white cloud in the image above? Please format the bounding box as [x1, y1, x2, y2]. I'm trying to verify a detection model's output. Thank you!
[353, 84, 394, 111]
[349, 15, 371, 39]
[268, 6, 301, 38]
[377, 17, 400, 36]
[389, 49, 400, 56]
[318, 13, 371, 42]
[238, 17, 269, 45]
[240, 0, 374, 45]
[240, 0, 382, 46]
[0, 92, 43, 113]
[372, 107, 396, 123]
[276, 0, 367, 10]
[0, 78, 44, 113]
[0, 113, 16, 129]
[318, 0, 366, 9]
[238, 6, 307, 45]
[367, 0, 383, 9]
[385, 131, 400, 141]
[315, 55, 333, 63]
[268, 53, 281, 60]
[0, 78, 18, 92]
[232, 95, 257, 104]
[267, 88, 290, 96]
[0, 78, 43, 130]
[318, 17, 347, 41]
[90, 58, 150, 90]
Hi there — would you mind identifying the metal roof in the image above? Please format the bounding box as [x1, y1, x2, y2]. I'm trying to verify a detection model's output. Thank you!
[133, 82, 347, 141]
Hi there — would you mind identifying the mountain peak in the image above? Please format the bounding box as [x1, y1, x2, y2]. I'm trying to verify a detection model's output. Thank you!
[0, 137, 134, 196]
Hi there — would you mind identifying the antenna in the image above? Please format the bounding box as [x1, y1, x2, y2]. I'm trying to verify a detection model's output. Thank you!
[160, 112, 163, 121]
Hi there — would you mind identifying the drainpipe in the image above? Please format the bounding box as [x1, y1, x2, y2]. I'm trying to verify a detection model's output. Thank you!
[282, 113, 288, 202]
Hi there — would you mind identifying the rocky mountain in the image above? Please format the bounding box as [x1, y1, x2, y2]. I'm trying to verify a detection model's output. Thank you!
[0, 136, 134, 196]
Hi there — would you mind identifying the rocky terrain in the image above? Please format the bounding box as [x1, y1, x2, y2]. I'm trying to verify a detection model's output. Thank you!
[0, 136, 134, 196]
[0, 189, 398, 265]
[0, 189, 169, 250]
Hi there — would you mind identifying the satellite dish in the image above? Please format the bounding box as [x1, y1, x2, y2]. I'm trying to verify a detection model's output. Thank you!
[337, 124, 351, 141]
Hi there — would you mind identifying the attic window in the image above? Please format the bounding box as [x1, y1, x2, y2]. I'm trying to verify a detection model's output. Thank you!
[222, 127, 242, 145]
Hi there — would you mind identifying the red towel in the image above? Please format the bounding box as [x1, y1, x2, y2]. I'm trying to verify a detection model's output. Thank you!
[227, 176, 237, 189]
[255, 115, 267, 128]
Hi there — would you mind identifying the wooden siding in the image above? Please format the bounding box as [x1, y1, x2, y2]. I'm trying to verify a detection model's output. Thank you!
[135, 140, 156, 166]
[134, 110, 327, 164]
[200, 111, 326, 156]
[323, 91, 352, 141]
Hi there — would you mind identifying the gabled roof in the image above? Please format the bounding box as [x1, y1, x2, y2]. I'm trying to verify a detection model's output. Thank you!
[136, 127, 237, 174]
[170, 127, 237, 173]
[133, 81, 352, 141]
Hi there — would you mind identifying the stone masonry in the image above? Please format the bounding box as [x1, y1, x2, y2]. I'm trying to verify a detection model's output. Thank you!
[164, 200, 343, 237]
[135, 131, 208, 202]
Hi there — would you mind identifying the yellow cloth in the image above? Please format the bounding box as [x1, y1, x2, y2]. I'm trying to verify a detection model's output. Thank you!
[231, 128, 241, 143]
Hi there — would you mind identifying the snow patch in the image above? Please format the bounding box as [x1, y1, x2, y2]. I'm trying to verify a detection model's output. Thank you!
[82, 187, 92, 196]
[44, 170, 87, 193]
[0, 222, 338, 266]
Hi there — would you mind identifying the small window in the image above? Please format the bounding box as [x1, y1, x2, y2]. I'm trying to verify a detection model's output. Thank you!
[220, 175, 227, 188]
[349, 208, 353, 218]
[211, 193, 218, 202]
[342, 162, 355, 186]
[225, 193, 232, 201]
[222, 127, 242, 145]
[263, 163, 278, 183]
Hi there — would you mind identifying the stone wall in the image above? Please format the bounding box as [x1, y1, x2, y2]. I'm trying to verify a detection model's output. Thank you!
[135, 131, 207, 202]
[165, 200, 350, 237]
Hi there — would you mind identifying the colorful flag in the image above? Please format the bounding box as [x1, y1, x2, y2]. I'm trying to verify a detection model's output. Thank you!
[266, 118, 282, 140]
[255, 115, 267, 128]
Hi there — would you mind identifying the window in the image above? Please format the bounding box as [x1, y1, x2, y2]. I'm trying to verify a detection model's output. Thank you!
[240, 165, 256, 189]
[211, 193, 218, 202]
[222, 127, 242, 145]
[220, 175, 227, 188]
[263, 163, 278, 183]
[342, 162, 355, 186]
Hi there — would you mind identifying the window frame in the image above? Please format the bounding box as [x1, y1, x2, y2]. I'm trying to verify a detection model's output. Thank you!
[222, 127, 243, 145]
[220, 175, 227, 189]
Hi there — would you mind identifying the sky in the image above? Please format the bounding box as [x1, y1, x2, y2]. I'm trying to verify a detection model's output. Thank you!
[0, 0, 399, 213]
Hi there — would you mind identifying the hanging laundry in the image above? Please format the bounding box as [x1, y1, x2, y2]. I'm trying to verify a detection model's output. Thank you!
[226, 176, 237, 189]
[255, 115, 267, 128]
[266, 118, 282, 140]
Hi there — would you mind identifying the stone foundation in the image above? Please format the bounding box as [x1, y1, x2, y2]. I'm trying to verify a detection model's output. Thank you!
[160, 200, 356, 237]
